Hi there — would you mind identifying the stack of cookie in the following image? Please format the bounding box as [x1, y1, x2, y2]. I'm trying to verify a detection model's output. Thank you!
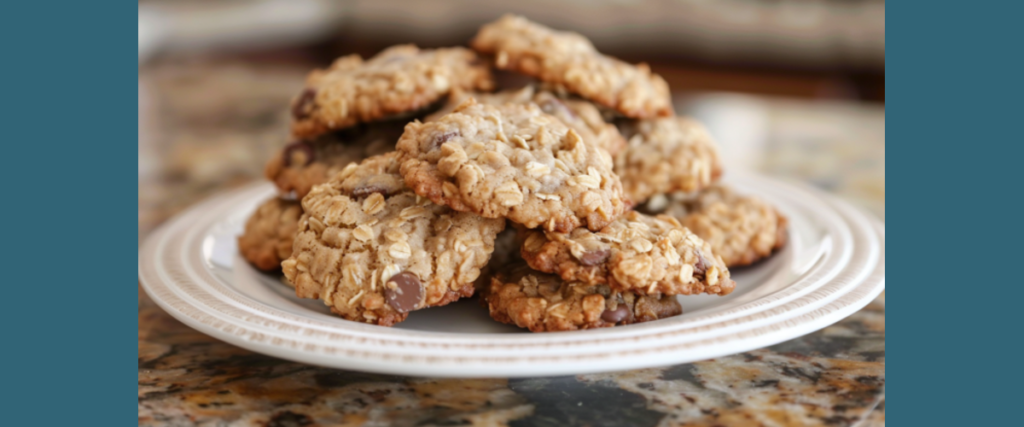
[238, 15, 787, 332]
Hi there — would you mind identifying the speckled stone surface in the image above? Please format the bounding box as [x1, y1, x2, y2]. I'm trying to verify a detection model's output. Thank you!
[139, 60, 885, 426]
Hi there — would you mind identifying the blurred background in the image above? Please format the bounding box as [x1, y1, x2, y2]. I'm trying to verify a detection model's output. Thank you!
[138, 0, 885, 241]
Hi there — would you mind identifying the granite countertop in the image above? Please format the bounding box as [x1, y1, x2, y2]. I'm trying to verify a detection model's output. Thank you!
[138, 61, 885, 426]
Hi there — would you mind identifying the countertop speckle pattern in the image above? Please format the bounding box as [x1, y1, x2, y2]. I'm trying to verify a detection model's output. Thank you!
[138, 60, 885, 426]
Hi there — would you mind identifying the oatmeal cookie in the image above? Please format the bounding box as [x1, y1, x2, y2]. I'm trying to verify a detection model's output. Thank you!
[429, 87, 626, 156]
[646, 186, 787, 267]
[471, 15, 673, 119]
[281, 152, 506, 326]
[520, 210, 735, 296]
[237, 198, 302, 272]
[483, 262, 682, 332]
[398, 99, 628, 233]
[614, 117, 723, 204]
[265, 123, 400, 199]
[291, 45, 494, 139]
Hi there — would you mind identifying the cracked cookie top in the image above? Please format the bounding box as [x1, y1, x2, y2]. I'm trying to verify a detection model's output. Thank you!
[472, 15, 673, 119]
[290, 45, 494, 139]
[398, 98, 628, 233]
[520, 210, 735, 296]
[281, 152, 506, 326]
[429, 86, 626, 156]
[645, 185, 787, 267]
[614, 117, 723, 204]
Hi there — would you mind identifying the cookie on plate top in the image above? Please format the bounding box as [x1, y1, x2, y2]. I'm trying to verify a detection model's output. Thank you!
[429, 86, 627, 156]
[398, 98, 628, 233]
[265, 123, 400, 199]
[281, 152, 506, 326]
[520, 210, 735, 296]
[290, 45, 494, 139]
[614, 117, 723, 204]
[237, 197, 302, 272]
[483, 261, 683, 332]
[647, 185, 788, 267]
[471, 15, 673, 119]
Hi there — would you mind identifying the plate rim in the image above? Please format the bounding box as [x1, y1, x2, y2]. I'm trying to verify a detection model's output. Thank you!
[152, 175, 857, 342]
[139, 174, 884, 377]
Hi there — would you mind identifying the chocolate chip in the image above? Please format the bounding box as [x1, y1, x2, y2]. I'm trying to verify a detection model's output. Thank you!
[429, 131, 460, 150]
[292, 88, 317, 119]
[693, 250, 711, 277]
[282, 141, 315, 167]
[579, 249, 611, 266]
[350, 184, 389, 198]
[384, 272, 424, 313]
[601, 304, 632, 324]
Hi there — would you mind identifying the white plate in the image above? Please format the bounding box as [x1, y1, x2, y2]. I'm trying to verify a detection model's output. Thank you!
[139, 174, 884, 377]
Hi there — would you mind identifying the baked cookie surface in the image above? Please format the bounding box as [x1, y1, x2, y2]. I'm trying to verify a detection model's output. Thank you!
[520, 210, 735, 296]
[238, 198, 302, 272]
[648, 185, 788, 267]
[291, 45, 494, 139]
[471, 15, 673, 119]
[484, 262, 682, 332]
[398, 99, 628, 233]
[281, 152, 506, 326]
[614, 117, 723, 204]
[265, 124, 399, 199]
[429, 87, 626, 156]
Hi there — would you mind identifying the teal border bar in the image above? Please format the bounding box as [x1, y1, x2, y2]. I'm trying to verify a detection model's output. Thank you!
[891, 1, 1023, 424]
[0, 2, 136, 424]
